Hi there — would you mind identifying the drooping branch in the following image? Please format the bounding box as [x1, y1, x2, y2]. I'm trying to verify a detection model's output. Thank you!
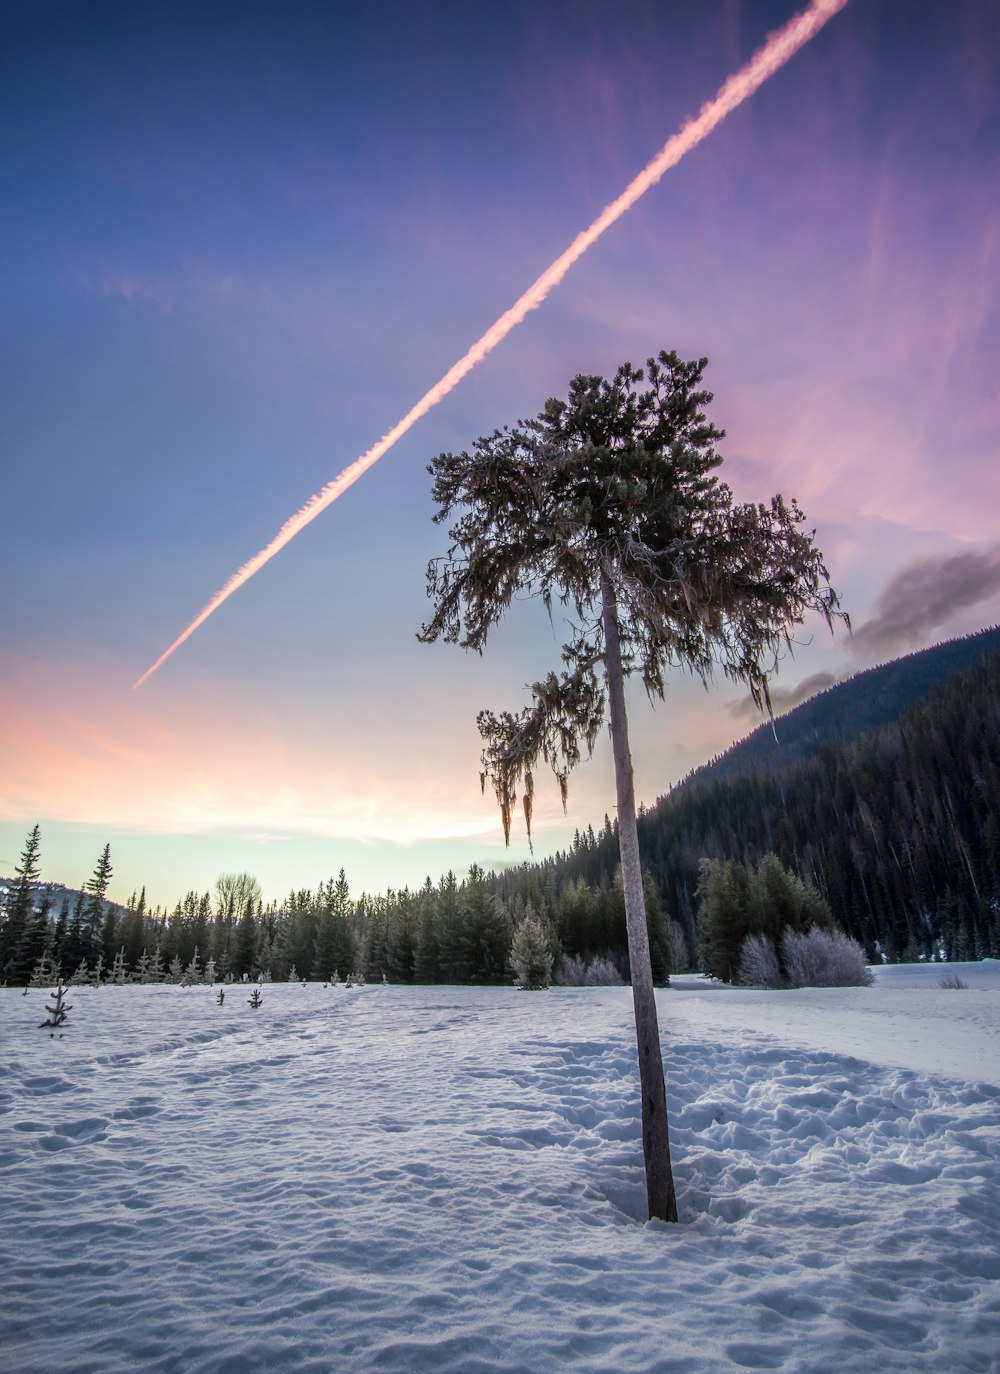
[477, 640, 605, 847]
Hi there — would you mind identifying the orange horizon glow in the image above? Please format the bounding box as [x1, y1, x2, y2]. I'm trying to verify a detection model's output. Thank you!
[134, 0, 850, 690]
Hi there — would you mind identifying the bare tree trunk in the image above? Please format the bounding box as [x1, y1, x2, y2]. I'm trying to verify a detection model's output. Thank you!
[600, 565, 678, 1223]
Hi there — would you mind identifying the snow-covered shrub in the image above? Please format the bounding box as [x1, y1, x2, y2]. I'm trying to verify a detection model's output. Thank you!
[588, 955, 627, 986]
[782, 927, 873, 988]
[553, 954, 586, 986]
[738, 933, 782, 988]
[552, 953, 626, 987]
[509, 916, 553, 990]
[666, 917, 691, 975]
[938, 973, 969, 989]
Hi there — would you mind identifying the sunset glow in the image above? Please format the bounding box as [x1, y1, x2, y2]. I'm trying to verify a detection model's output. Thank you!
[3, 1, 997, 907]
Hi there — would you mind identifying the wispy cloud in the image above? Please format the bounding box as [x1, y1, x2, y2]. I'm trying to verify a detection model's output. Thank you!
[849, 546, 1000, 660]
[729, 670, 840, 721]
[79, 261, 245, 314]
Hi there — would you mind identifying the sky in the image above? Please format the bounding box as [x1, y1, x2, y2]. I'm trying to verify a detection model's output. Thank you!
[1, 0, 998, 913]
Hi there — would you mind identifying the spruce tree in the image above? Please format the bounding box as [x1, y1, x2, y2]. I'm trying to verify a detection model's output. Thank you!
[1, 824, 42, 982]
[83, 844, 113, 960]
[510, 915, 554, 989]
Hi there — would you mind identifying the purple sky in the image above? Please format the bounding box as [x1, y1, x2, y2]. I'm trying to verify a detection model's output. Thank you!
[2, 0, 998, 911]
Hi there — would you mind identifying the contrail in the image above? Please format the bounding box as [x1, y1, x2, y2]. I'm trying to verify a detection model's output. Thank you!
[134, 0, 848, 689]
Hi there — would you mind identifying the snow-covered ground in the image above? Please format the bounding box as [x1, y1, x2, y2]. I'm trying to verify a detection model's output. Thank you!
[2, 966, 998, 1374]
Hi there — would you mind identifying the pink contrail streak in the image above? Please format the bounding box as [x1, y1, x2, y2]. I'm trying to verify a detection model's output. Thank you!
[134, 0, 848, 689]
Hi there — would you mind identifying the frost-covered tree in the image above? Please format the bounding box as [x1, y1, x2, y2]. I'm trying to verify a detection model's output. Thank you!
[110, 947, 128, 985]
[510, 914, 553, 990]
[419, 352, 841, 1221]
[30, 946, 61, 988]
[738, 932, 783, 988]
[181, 948, 201, 986]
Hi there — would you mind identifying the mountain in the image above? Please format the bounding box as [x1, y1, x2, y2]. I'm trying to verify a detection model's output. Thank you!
[492, 627, 1000, 965]
[681, 624, 1000, 786]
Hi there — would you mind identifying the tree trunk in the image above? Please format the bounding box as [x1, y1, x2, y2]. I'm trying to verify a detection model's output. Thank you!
[600, 565, 678, 1223]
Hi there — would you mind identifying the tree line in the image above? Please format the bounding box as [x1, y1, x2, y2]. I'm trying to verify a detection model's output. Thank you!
[2, 648, 998, 990]
[3, 650, 999, 987]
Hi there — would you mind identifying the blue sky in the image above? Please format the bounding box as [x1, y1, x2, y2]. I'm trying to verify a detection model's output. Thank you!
[2, 0, 998, 910]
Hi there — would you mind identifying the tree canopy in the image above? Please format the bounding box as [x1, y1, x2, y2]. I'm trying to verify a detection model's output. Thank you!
[420, 351, 842, 842]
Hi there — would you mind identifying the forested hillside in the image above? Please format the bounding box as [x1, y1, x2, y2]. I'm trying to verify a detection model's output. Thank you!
[497, 634, 1000, 965]
[692, 624, 1000, 782]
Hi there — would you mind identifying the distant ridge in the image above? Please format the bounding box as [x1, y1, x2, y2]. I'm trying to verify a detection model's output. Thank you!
[675, 624, 1000, 790]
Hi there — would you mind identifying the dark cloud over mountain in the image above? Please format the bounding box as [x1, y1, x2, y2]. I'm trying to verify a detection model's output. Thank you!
[849, 547, 1000, 660]
[730, 671, 840, 722]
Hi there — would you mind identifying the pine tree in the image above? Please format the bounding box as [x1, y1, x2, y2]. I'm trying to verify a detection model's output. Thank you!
[461, 866, 511, 983]
[1, 824, 42, 982]
[82, 844, 113, 961]
[413, 878, 443, 982]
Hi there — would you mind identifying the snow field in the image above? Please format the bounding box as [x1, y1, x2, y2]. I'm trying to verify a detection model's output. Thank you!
[1, 974, 998, 1373]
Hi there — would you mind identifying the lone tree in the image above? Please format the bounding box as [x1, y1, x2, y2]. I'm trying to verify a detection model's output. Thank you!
[419, 351, 843, 1222]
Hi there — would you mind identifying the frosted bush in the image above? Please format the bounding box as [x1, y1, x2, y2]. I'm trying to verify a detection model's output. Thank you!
[782, 927, 873, 988]
[586, 956, 626, 986]
[666, 917, 691, 975]
[553, 954, 587, 986]
[738, 933, 782, 988]
[553, 954, 626, 987]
